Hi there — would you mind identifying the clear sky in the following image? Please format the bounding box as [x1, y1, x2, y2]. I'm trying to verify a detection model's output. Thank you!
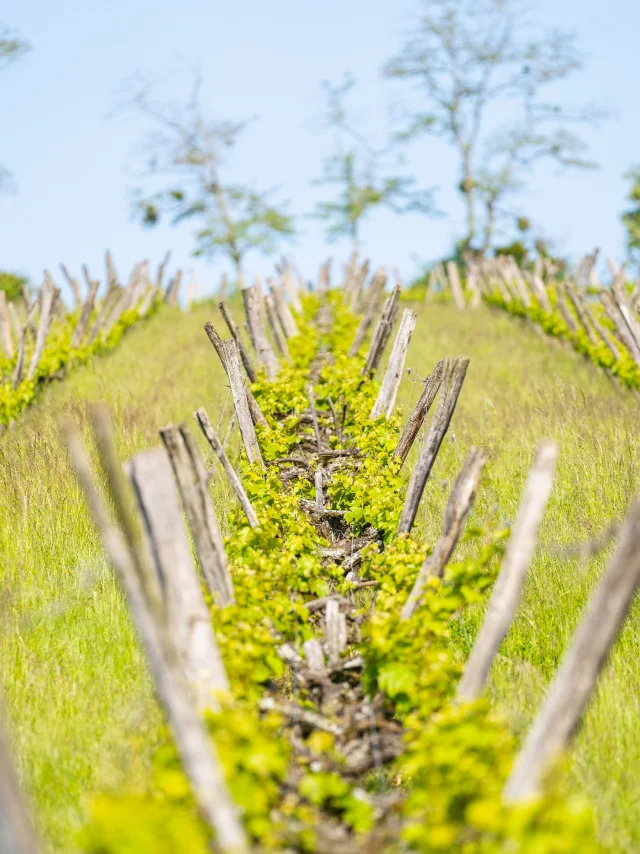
[1, 0, 639, 299]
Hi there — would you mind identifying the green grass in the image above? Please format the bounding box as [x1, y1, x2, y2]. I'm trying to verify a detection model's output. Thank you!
[1, 300, 640, 852]
[0, 302, 234, 851]
[399, 304, 640, 853]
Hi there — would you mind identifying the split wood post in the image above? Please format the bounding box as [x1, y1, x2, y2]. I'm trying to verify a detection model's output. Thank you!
[325, 599, 347, 668]
[71, 272, 100, 348]
[342, 250, 360, 302]
[166, 269, 183, 307]
[564, 284, 598, 347]
[128, 447, 230, 707]
[317, 259, 331, 294]
[265, 294, 290, 360]
[351, 260, 371, 313]
[397, 356, 469, 535]
[104, 262, 144, 336]
[221, 339, 263, 466]
[303, 639, 326, 676]
[0, 709, 40, 854]
[555, 288, 578, 334]
[105, 250, 119, 291]
[63, 418, 247, 852]
[60, 262, 83, 306]
[457, 441, 558, 703]
[160, 424, 234, 606]
[270, 283, 299, 338]
[155, 251, 171, 289]
[26, 275, 57, 381]
[241, 285, 280, 379]
[138, 286, 158, 318]
[611, 265, 640, 352]
[0, 291, 14, 358]
[503, 485, 640, 803]
[348, 268, 387, 357]
[7, 302, 20, 342]
[195, 407, 259, 528]
[424, 267, 438, 303]
[204, 321, 267, 427]
[282, 265, 303, 314]
[579, 295, 621, 362]
[447, 261, 466, 310]
[87, 283, 119, 345]
[315, 469, 324, 510]
[600, 292, 640, 369]
[395, 359, 445, 465]
[219, 302, 257, 383]
[370, 309, 417, 420]
[307, 385, 323, 452]
[401, 448, 486, 620]
[467, 269, 482, 308]
[362, 284, 401, 376]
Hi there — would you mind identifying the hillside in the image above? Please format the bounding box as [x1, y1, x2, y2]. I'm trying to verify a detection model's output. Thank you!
[1, 300, 639, 851]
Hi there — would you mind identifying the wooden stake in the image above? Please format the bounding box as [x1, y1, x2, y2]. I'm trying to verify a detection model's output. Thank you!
[265, 294, 290, 360]
[504, 484, 640, 803]
[370, 309, 416, 420]
[219, 302, 257, 382]
[195, 407, 259, 529]
[27, 275, 57, 381]
[401, 448, 486, 620]
[307, 385, 323, 452]
[457, 440, 558, 703]
[160, 424, 234, 606]
[600, 292, 640, 369]
[447, 261, 466, 310]
[0, 708, 40, 854]
[397, 357, 469, 535]
[71, 274, 100, 349]
[155, 251, 171, 289]
[394, 359, 445, 465]
[270, 283, 299, 338]
[128, 447, 231, 706]
[204, 321, 267, 427]
[325, 599, 347, 667]
[362, 284, 401, 376]
[348, 268, 387, 357]
[241, 285, 280, 379]
[64, 418, 247, 852]
[221, 339, 263, 466]
[0, 291, 14, 359]
[60, 262, 82, 306]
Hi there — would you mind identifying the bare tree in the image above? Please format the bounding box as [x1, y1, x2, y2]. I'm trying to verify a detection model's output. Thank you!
[385, 0, 604, 252]
[120, 70, 294, 278]
[311, 75, 437, 248]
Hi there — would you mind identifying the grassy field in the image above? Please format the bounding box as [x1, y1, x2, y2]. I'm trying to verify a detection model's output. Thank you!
[1, 300, 640, 851]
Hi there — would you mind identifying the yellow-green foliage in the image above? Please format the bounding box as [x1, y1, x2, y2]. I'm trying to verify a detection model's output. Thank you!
[0, 302, 161, 425]
[77, 294, 604, 853]
[483, 289, 640, 390]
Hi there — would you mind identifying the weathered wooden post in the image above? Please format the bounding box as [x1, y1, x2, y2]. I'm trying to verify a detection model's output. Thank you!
[457, 441, 558, 703]
[396, 357, 469, 535]
[394, 359, 445, 465]
[370, 309, 417, 420]
[195, 407, 260, 529]
[401, 448, 486, 620]
[504, 486, 640, 803]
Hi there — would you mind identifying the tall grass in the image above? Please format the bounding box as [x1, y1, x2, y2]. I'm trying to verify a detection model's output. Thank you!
[1, 300, 640, 851]
[400, 305, 640, 853]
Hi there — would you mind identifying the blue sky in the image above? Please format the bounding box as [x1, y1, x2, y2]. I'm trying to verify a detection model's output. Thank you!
[1, 0, 639, 298]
